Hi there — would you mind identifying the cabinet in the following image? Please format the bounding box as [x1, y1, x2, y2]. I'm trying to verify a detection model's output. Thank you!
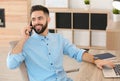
[48, 8, 110, 49]
[106, 21, 120, 50]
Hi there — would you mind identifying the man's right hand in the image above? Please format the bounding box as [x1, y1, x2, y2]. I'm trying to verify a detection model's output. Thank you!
[11, 26, 33, 54]
[22, 26, 33, 40]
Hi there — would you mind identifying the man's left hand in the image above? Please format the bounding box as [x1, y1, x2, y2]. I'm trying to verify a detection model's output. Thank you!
[94, 59, 115, 69]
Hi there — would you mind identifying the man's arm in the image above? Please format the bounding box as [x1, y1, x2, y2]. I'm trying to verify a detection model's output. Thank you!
[82, 52, 115, 69]
[11, 26, 32, 54]
[11, 38, 26, 54]
[82, 52, 95, 64]
[7, 26, 32, 69]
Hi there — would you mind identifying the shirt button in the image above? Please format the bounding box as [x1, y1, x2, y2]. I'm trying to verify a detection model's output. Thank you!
[47, 43, 48, 45]
[56, 78, 57, 80]
[51, 63, 53, 65]
[49, 53, 51, 55]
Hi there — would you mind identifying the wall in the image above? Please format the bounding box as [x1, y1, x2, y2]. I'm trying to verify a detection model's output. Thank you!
[31, 0, 113, 19]
[0, 0, 28, 46]
[31, 0, 113, 9]
[0, 0, 28, 29]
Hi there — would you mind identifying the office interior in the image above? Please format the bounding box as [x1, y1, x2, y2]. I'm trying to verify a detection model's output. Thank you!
[0, 0, 120, 81]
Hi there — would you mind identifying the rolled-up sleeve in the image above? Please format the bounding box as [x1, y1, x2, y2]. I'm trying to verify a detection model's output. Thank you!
[7, 51, 25, 69]
[62, 36, 86, 62]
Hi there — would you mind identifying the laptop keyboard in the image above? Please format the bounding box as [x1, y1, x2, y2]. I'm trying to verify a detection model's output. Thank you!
[113, 64, 120, 76]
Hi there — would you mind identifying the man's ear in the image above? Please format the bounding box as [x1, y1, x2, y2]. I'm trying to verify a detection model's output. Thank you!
[47, 17, 50, 23]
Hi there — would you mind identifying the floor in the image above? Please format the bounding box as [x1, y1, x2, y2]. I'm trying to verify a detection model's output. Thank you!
[0, 41, 81, 81]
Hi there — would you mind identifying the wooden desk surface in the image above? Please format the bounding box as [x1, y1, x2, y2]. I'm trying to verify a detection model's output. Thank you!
[76, 49, 120, 81]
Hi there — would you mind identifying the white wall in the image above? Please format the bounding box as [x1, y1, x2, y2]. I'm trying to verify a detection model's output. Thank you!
[31, 0, 44, 6]
[90, 0, 113, 9]
[31, 0, 113, 10]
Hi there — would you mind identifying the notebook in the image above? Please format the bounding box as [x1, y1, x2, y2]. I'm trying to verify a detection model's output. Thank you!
[94, 53, 116, 60]
[94, 53, 120, 78]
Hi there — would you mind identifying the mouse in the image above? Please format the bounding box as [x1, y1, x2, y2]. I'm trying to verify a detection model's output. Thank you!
[103, 65, 113, 69]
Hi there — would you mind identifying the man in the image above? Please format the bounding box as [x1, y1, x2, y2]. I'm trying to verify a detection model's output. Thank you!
[7, 5, 114, 81]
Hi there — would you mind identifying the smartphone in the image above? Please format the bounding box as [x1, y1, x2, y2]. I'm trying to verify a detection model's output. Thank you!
[29, 22, 33, 36]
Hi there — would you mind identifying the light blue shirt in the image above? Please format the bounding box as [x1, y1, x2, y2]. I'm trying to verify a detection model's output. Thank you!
[7, 33, 86, 81]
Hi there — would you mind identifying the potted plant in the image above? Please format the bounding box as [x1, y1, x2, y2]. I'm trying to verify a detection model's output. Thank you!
[84, 0, 90, 10]
[84, 0, 90, 5]
[112, 8, 120, 22]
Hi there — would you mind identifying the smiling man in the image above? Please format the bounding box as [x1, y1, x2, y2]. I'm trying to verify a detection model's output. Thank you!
[7, 5, 114, 81]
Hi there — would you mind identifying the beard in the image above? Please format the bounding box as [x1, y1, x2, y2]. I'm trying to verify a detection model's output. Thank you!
[33, 21, 48, 34]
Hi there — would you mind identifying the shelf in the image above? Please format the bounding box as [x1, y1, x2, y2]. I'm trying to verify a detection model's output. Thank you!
[49, 29, 55, 33]
[48, 9, 110, 49]
[91, 31, 106, 47]
[90, 46, 107, 50]
[91, 13, 107, 30]
[56, 13, 71, 29]
[73, 30, 90, 46]
[56, 29, 73, 43]
[48, 12, 55, 29]
[73, 13, 89, 29]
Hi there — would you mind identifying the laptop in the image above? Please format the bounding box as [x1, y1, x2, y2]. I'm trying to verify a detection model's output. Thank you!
[94, 53, 120, 78]
[102, 63, 120, 78]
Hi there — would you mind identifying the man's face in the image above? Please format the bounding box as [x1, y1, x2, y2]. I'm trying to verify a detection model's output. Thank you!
[31, 11, 49, 34]
[33, 20, 48, 34]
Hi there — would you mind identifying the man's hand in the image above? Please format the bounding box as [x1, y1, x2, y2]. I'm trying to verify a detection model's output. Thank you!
[11, 26, 33, 54]
[22, 26, 33, 40]
[82, 52, 115, 69]
[94, 59, 115, 69]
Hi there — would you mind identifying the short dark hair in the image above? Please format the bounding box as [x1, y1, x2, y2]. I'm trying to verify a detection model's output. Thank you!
[30, 5, 49, 16]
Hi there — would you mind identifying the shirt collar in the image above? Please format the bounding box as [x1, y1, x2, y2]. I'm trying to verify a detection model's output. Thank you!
[32, 32, 51, 40]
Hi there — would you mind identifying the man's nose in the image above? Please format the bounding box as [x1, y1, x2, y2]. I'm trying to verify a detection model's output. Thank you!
[34, 20, 39, 24]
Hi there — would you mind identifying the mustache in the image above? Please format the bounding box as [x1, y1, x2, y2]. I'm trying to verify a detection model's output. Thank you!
[34, 24, 43, 27]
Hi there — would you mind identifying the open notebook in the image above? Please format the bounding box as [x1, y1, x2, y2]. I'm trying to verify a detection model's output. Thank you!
[94, 53, 120, 78]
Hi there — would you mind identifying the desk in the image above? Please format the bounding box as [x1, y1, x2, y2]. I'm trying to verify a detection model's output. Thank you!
[76, 49, 120, 81]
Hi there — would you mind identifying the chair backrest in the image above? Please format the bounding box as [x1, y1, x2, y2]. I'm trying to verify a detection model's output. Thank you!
[19, 62, 29, 81]
[9, 40, 29, 81]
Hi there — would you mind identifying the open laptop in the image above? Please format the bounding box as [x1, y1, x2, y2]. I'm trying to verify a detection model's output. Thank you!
[102, 63, 120, 78]
[94, 53, 120, 78]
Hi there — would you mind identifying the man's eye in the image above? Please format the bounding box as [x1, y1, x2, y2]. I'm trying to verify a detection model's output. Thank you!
[32, 18, 35, 21]
[38, 17, 43, 20]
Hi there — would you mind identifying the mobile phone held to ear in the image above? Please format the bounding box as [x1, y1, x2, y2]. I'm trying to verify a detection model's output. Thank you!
[29, 29, 33, 36]
[29, 22, 33, 36]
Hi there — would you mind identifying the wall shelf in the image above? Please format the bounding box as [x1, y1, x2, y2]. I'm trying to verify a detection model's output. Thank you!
[48, 9, 111, 49]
